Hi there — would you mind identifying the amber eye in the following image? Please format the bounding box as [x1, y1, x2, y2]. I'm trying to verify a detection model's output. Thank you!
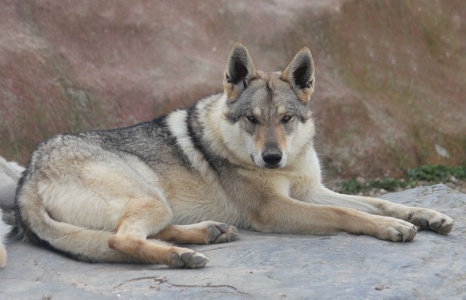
[246, 115, 258, 124]
[281, 115, 293, 124]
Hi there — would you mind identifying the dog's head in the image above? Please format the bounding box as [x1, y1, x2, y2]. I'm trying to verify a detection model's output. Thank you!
[223, 43, 316, 169]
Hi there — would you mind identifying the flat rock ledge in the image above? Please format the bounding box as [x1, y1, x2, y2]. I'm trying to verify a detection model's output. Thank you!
[1, 184, 465, 299]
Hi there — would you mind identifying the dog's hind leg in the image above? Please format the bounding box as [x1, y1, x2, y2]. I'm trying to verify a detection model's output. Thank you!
[107, 197, 209, 268]
[151, 221, 240, 244]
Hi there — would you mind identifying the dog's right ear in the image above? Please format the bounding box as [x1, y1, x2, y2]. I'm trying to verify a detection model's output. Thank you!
[224, 42, 256, 102]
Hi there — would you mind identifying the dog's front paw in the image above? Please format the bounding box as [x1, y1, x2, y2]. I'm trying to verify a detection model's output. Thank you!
[375, 217, 418, 242]
[408, 208, 455, 234]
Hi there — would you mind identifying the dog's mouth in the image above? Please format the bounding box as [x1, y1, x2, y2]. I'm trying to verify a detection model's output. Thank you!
[264, 164, 280, 169]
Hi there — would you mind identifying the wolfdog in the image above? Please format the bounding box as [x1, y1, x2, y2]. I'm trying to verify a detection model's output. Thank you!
[0, 43, 454, 268]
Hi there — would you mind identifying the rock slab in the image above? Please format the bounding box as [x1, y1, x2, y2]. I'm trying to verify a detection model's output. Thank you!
[0, 184, 465, 299]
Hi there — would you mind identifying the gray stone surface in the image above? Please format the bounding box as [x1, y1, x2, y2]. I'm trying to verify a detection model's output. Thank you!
[1, 184, 465, 299]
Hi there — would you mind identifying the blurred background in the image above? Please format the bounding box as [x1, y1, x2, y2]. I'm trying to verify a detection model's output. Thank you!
[0, 0, 465, 191]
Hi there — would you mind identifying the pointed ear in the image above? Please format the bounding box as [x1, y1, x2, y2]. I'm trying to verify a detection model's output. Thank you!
[281, 47, 315, 102]
[224, 42, 256, 102]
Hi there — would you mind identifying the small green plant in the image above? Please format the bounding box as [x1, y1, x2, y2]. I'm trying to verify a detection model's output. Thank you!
[368, 178, 408, 191]
[340, 178, 409, 194]
[340, 165, 466, 195]
[340, 179, 364, 194]
[408, 165, 466, 181]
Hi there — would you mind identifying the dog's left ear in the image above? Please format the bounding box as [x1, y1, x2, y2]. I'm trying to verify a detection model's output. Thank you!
[281, 47, 315, 102]
[224, 42, 256, 102]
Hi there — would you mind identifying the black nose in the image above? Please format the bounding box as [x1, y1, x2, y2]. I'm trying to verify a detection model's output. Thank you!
[262, 149, 282, 167]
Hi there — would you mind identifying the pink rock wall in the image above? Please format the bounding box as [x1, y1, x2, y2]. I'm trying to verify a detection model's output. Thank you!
[1, 0, 465, 178]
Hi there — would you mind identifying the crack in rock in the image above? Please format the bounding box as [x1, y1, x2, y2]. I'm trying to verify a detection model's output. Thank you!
[113, 275, 249, 296]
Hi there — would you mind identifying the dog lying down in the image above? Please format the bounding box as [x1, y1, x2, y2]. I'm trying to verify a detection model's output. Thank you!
[0, 43, 454, 268]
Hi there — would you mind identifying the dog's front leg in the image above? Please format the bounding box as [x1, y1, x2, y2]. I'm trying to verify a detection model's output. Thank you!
[309, 187, 455, 235]
[250, 195, 418, 241]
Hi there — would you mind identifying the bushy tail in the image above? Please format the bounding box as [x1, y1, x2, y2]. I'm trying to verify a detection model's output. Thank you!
[0, 209, 10, 268]
[0, 156, 23, 267]
[0, 156, 24, 212]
